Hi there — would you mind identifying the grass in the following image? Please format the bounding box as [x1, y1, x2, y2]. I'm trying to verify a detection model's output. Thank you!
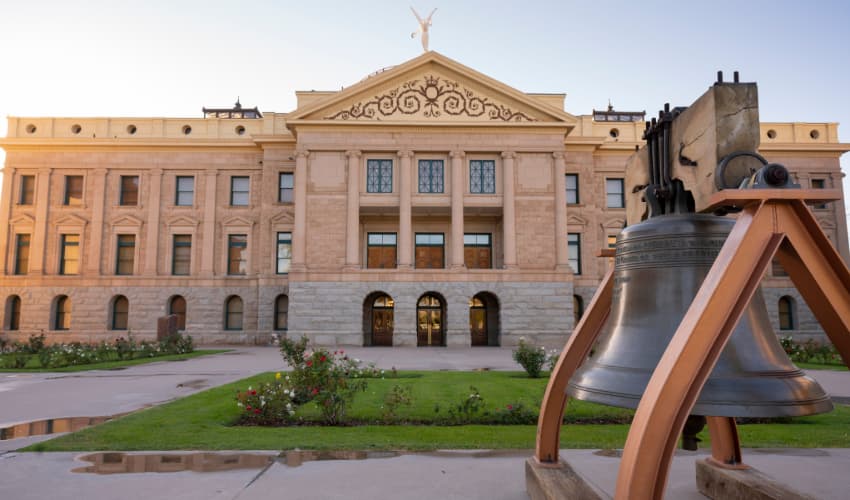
[797, 361, 848, 371]
[0, 349, 230, 373]
[23, 370, 850, 452]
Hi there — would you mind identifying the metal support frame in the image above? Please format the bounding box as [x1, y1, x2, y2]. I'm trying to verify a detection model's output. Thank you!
[535, 189, 850, 499]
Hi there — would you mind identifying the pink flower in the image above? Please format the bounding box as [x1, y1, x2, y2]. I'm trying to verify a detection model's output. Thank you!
[246, 405, 252, 411]
[306, 360, 313, 367]
[311, 388, 319, 396]
[254, 409, 261, 414]
[507, 405, 513, 410]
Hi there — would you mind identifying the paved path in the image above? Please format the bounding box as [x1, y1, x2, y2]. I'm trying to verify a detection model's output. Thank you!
[1, 346, 849, 499]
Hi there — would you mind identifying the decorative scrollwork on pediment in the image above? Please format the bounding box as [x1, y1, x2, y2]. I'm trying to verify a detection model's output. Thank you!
[326, 75, 538, 122]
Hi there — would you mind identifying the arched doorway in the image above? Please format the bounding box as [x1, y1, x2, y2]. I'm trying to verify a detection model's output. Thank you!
[417, 293, 445, 347]
[364, 292, 394, 346]
[169, 295, 187, 331]
[470, 292, 500, 346]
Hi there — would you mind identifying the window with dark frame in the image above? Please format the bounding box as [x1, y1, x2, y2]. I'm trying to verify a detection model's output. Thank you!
[463, 233, 492, 269]
[366, 159, 393, 193]
[606, 178, 625, 208]
[568, 233, 582, 274]
[367, 233, 397, 269]
[811, 178, 828, 209]
[276, 232, 292, 274]
[172, 235, 191, 275]
[115, 235, 135, 275]
[566, 174, 579, 204]
[607, 234, 617, 249]
[274, 294, 289, 331]
[230, 176, 249, 206]
[119, 176, 139, 206]
[19, 175, 35, 205]
[225, 296, 243, 330]
[60, 234, 80, 275]
[470, 160, 496, 194]
[169, 296, 187, 331]
[176, 176, 194, 206]
[55, 296, 71, 330]
[279, 173, 294, 203]
[14, 234, 30, 275]
[64, 175, 83, 205]
[778, 296, 795, 330]
[112, 296, 129, 330]
[228, 234, 248, 275]
[8, 296, 21, 330]
[418, 160, 444, 193]
[415, 233, 445, 269]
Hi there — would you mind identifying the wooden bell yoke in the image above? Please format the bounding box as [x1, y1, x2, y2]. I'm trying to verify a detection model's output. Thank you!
[535, 190, 850, 499]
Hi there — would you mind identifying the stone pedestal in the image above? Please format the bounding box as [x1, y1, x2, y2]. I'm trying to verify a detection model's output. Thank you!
[525, 457, 608, 500]
[695, 458, 815, 500]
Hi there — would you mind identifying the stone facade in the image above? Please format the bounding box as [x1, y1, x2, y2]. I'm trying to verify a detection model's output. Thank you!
[0, 52, 848, 347]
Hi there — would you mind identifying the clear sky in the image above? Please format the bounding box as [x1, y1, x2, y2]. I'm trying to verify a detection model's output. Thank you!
[1, 0, 849, 215]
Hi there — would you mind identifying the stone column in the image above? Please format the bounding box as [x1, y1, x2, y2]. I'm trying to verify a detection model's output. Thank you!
[0, 167, 15, 274]
[291, 150, 309, 271]
[345, 150, 362, 269]
[200, 171, 218, 277]
[30, 168, 52, 275]
[553, 152, 570, 270]
[143, 168, 163, 275]
[450, 150, 465, 269]
[398, 150, 414, 269]
[501, 152, 518, 269]
[86, 168, 108, 275]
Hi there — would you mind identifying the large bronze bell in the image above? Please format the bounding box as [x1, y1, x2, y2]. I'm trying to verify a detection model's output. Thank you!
[568, 213, 833, 417]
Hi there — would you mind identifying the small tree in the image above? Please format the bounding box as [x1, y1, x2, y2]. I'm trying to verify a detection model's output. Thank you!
[512, 338, 548, 378]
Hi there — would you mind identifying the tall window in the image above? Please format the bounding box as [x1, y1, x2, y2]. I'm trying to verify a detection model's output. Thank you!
[54, 295, 71, 331]
[169, 295, 187, 331]
[7, 295, 21, 331]
[415, 233, 445, 269]
[778, 296, 795, 330]
[172, 235, 191, 275]
[60, 234, 80, 275]
[276, 232, 292, 274]
[274, 294, 289, 331]
[811, 178, 828, 209]
[231, 176, 249, 206]
[367, 233, 397, 269]
[116, 235, 135, 275]
[19, 175, 35, 205]
[568, 233, 581, 274]
[228, 234, 248, 275]
[470, 160, 496, 194]
[566, 174, 579, 204]
[111, 295, 129, 330]
[606, 178, 625, 208]
[279, 173, 294, 203]
[119, 176, 139, 206]
[366, 159, 393, 193]
[418, 160, 444, 193]
[176, 176, 194, 206]
[14, 234, 30, 275]
[64, 175, 83, 205]
[464, 234, 492, 269]
[607, 234, 617, 249]
[225, 296, 243, 330]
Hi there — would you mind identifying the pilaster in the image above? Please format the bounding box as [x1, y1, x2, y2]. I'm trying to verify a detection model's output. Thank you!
[553, 152, 570, 270]
[345, 150, 362, 269]
[200, 171, 218, 276]
[291, 150, 309, 271]
[143, 168, 163, 275]
[30, 168, 52, 275]
[86, 168, 108, 275]
[0, 167, 15, 274]
[450, 150, 465, 269]
[398, 150, 414, 269]
[502, 152, 518, 269]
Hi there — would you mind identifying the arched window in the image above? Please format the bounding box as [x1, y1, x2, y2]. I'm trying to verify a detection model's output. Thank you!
[274, 294, 289, 331]
[54, 295, 71, 331]
[573, 294, 585, 326]
[225, 296, 243, 330]
[169, 296, 187, 331]
[778, 296, 795, 331]
[111, 296, 129, 330]
[6, 295, 21, 330]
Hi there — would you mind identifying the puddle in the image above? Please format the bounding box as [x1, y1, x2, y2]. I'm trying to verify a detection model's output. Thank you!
[74, 452, 275, 474]
[281, 450, 399, 467]
[175, 379, 209, 389]
[0, 415, 123, 441]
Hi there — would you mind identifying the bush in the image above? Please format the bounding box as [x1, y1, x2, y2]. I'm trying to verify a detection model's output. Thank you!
[382, 385, 413, 422]
[512, 338, 548, 378]
[490, 402, 538, 425]
[434, 386, 485, 425]
[236, 375, 298, 426]
[781, 336, 845, 366]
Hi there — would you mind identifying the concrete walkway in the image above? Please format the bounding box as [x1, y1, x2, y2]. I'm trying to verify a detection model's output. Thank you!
[1, 346, 849, 499]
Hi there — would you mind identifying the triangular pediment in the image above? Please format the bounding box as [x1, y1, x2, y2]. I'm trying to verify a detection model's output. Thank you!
[220, 215, 256, 228]
[288, 52, 576, 126]
[166, 215, 200, 228]
[110, 214, 144, 227]
[55, 213, 89, 226]
[604, 218, 626, 229]
[9, 213, 35, 227]
[269, 211, 294, 225]
[567, 214, 587, 226]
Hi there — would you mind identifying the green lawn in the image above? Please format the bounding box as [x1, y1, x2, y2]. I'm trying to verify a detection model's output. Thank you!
[797, 361, 848, 371]
[0, 349, 230, 373]
[24, 371, 850, 452]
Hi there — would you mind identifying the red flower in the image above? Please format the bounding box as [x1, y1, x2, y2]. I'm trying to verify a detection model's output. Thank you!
[246, 405, 252, 411]
[507, 405, 513, 410]
[306, 360, 313, 367]
[254, 409, 261, 414]
[250, 390, 257, 396]
[311, 388, 319, 395]
[320, 355, 327, 362]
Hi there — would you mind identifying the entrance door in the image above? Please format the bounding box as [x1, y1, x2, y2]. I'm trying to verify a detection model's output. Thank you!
[470, 297, 487, 346]
[417, 294, 444, 346]
[370, 294, 394, 346]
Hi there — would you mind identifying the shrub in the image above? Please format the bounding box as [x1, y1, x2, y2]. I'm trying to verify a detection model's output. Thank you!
[491, 402, 538, 425]
[237, 376, 298, 426]
[114, 336, 136, 360]
[382, 385, 413, 422]
[434, 386, 485, 425]
[781, 336, 845, 366]
[1, 352, 29, 369]
[513, 338, 548, 378]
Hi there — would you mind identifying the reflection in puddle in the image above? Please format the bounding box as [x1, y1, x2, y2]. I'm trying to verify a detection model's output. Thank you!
[282, 450, 399, 467]
[0, 416, 118, 440]
[74, 452, 275, 474]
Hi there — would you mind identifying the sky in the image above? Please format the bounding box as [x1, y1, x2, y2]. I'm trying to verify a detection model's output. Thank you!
[1, 0, 849, 217]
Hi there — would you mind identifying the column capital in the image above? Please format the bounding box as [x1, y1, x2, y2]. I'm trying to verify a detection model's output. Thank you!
[92, 168, 109, 177]
[205, 170, 219, 178]
[38, 167, 54, 176]
[450, 150, 466, 159]
[295, 149, 310, 159]
[552, 151, 565, 161]
[149, 168, 163, 177]
[346, 150, 362, 159]
[397, 149, 414, 159]
[501, 151, 516, 160]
